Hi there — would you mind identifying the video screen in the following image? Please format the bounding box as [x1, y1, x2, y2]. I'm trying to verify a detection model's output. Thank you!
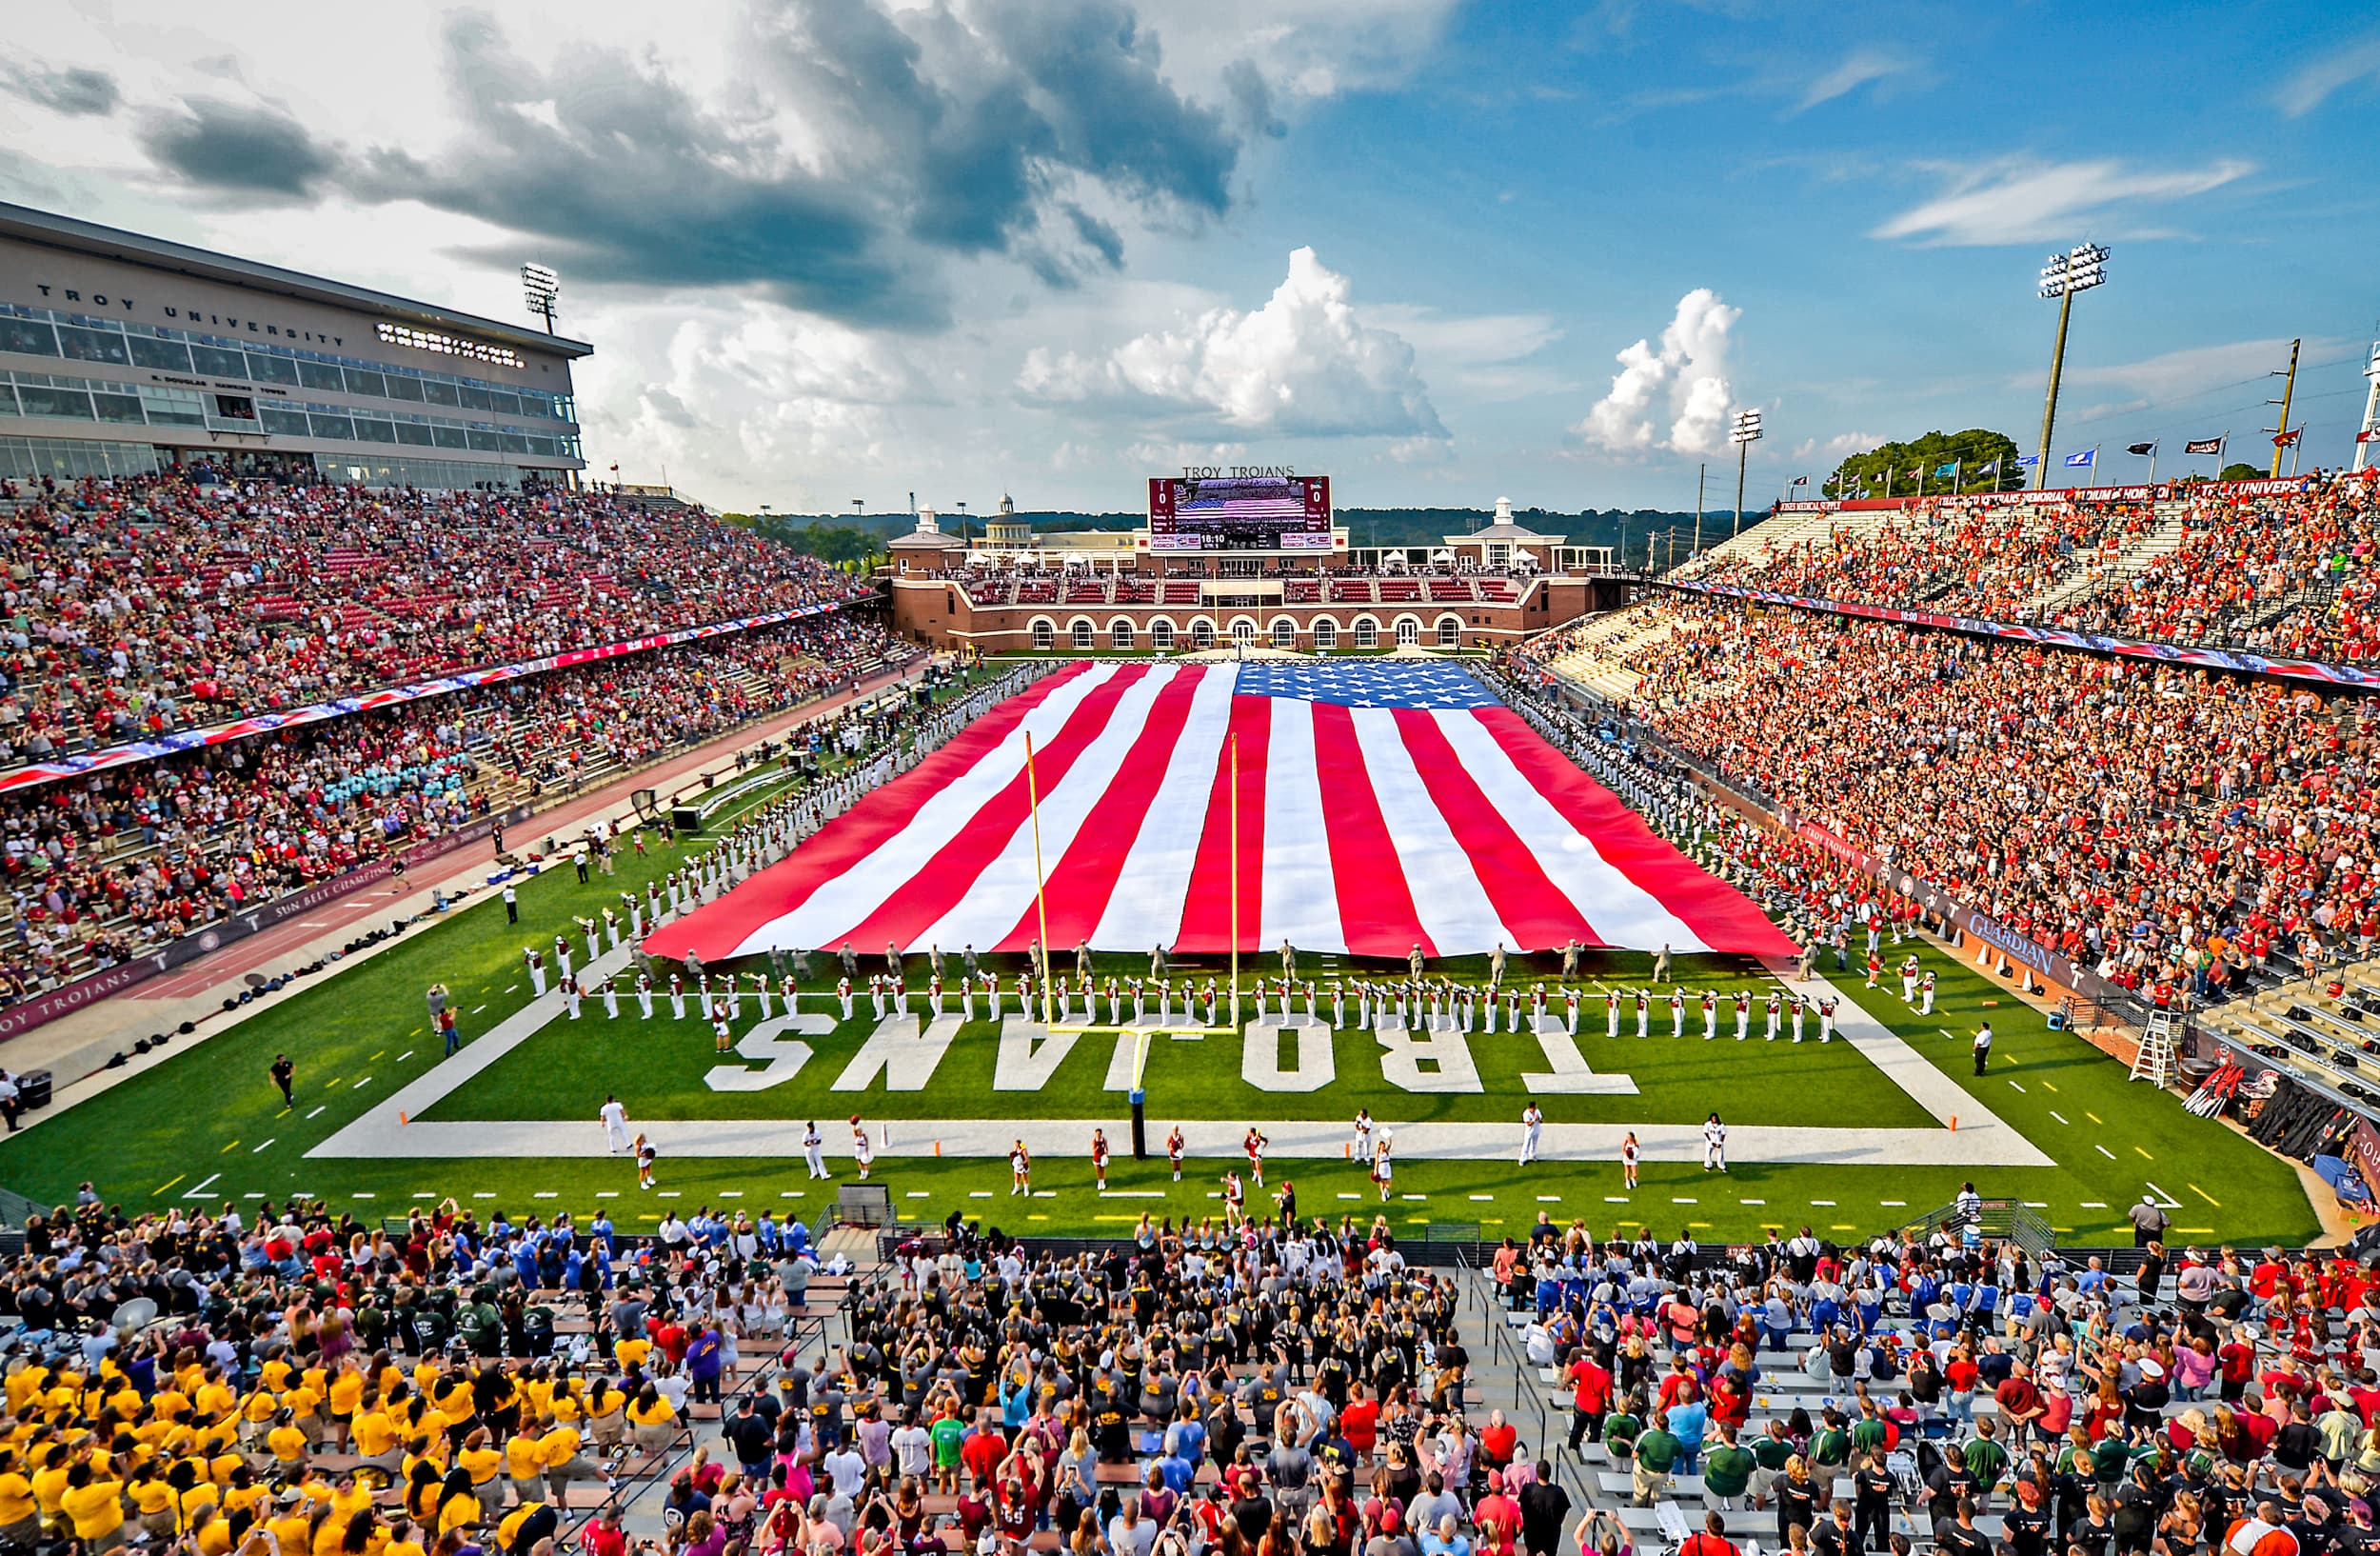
[1147, 475, 1332, 552]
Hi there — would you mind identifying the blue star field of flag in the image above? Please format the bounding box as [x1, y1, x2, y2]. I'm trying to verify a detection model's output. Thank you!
[1234, 661, 1496, 709]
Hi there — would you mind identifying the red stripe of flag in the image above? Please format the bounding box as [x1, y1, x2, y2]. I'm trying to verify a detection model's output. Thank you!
[1392, 708, 1596, 951]
[643, 662, 1090, 959]
[1173, 693, 1271, 951]
[1470, 706, 1795, 957]
[1310, 701, 1431, 959]
[998, 666, 1208, 951]
[838, 666, 1152, 953]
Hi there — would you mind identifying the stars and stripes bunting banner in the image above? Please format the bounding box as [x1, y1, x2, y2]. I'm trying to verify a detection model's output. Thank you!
[644, 661, 1794, 960]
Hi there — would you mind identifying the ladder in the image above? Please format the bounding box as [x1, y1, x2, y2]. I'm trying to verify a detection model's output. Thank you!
[2132, 1009, 2182, 1087]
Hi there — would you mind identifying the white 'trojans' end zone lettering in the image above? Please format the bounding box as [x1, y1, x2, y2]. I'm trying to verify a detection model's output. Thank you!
[307, 940, 2051, 1170]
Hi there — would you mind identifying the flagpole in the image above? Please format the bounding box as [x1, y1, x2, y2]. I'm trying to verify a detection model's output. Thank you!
[1025, 732, 1053, 1023]
[1228, 731, 1240, 1027]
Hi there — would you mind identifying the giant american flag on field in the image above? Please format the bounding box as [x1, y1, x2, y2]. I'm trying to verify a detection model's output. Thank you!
[642, 661, 1794, 961]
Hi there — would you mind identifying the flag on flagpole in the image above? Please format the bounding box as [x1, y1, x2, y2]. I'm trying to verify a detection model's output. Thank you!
[1976, 458, 2002, 475]
[2064, 449, 2096, 469]
[2184, 436, 2225, 455]
[1933, 462, 1957, 477]
[1792, 474, 1809, 487]
[641, 662, 1795, 959]
[2126, 441, 2157, 456]
[2016, 454, 2040, 469]
[2273, 429, 2302, 448]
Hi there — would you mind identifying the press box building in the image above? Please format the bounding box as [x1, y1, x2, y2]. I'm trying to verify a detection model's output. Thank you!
[0, 204, 589, 489]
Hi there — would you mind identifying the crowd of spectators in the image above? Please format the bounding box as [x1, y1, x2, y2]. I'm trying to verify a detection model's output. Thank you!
[0, 473, 871, 762]
[2037, 480, 2380, 662]
[1679, 474, 2380, 664]
[0, 1191, 829, 1556]
[1513, 599, 2380, 1007]
[1506, 1213, 2380, 1556]
[0, 613, 894, 1005]
[1687, 505, 2157, 623]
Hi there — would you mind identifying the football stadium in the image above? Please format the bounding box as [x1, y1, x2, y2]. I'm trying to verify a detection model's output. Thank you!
[3, 10, 2380, 1556]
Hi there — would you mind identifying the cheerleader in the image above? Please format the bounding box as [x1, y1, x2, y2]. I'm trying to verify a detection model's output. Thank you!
[1091, 1128, 1110, 1193]
[1009, 1141, 1031, 1196]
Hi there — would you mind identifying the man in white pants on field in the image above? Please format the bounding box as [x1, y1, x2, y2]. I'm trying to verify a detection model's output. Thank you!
[1702, 1112, 1728, 1172]
[803, 1122, 831, 1180]
[1518, 1102, 1543, 1166]
[600, 1096, 631, 1155]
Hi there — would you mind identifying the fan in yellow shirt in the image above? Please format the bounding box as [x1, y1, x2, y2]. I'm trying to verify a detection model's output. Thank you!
[189, 1502, 236, 1556]
[29, 1445, 73, 1524]
[130, 1475, 179, 1542]
[499, 1501, 558, 1554]
[0, 1448, 37, 1546]
[265, 1491, 314, 1555]
[267, 1410, 311, 1471]
[58, 1464, 126, 1545]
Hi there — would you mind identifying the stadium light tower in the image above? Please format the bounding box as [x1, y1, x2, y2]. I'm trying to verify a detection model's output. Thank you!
[2357, 338, 2380, 474]
[521, 264, 561, 333]
[2034, 243, 2108, 489]
[1729, 409, 1762, 538]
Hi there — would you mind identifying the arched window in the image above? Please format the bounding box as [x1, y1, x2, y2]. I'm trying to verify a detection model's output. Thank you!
[1396, 619, 1420, 647]
[1192, 619, 1216, 648]
[1313, 619, 1337, 650]
[1272, 619, 1297, 648]
[1437, 616, 1461, 648]
[1231, 620, 1258, 647]
[1031, 620, 1054, 650]
[1354, 618, 1378, 649]
[1111, 621, 1135, 650]
[1071, 619, 1095, 650]
[1151, 619, 1175, 650]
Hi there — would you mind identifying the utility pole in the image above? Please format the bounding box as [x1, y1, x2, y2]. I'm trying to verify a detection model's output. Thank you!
[2268, 337, 2301, 478]
[1730, 411, 1763, 537]
[2035, 244, 2110, 489]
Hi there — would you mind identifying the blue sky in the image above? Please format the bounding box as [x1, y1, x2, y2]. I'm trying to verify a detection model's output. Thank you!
[3, 0, 2377, 512]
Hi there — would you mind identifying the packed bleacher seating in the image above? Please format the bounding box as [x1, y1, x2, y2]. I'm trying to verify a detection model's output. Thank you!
[1494, 1216, 2380, 1556]
[1513, 597, 2376, 1006]
[0, 613, 895, 1005]
[0, 473, 870, 761]
[1676, 474, 2380, 662]
[1683, 503, 2162, 621]
[13, 1161, 2380, 1556]
[0, 1192, 841, 1556]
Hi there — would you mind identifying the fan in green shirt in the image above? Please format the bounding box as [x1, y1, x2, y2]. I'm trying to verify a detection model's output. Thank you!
[1603, 1409, 1643, 1459]
[1809, 1423, 1851, 1468]
[1635, 1426, 1681, 1476]
[1961, 1431, 2009, 1492]
[1704, 1436, 1757, 1501]
[930, 1414, 965, 1467]
[1850, 1415, 1891, 1457]
[1751, 1431, 1795, 1473]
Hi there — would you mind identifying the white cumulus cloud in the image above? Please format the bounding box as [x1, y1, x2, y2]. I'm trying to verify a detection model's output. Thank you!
[1871, 157, 2254, 247]
[1018, 247, 1447, 439]
[1574, 289, 1742, 457]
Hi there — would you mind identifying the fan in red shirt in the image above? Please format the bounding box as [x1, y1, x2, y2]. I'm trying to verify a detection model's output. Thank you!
[1339, 1387, 1380, 1459]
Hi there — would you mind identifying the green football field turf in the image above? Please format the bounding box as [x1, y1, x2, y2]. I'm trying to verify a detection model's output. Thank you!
[0, 676, 2325, 1249]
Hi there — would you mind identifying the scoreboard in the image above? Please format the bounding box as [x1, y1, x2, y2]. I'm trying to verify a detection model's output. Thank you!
[1147, 474, 1332, 552]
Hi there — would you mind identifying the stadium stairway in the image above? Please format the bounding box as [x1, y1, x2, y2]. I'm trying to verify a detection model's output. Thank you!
[1666, 508, 1893, 582]
[2020, 501, 2190, 618]
[2202, 954, 2380, 1109]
